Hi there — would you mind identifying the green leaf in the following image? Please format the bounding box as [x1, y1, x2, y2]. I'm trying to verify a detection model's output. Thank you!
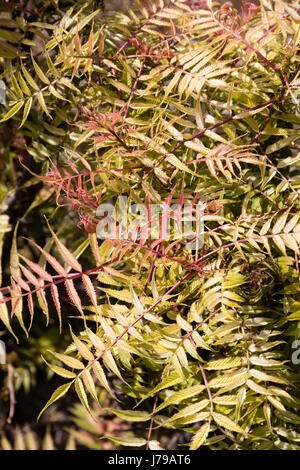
[42, 357, 77, 379]
[31, 53, 50, 85]
[21, 63, 40, 91]
[0, 292, 18, 342]
[49, 85, 68, 101]
[205, 357, 243, 370]
[0, 101, 24, 122]
[92, 361, 114, 397]
[190, 422, 210, 450]
[155, 384, 206, 413]
[48, 351, 84, 370]
[38, 382, 72, 420]
[37, 91, 51, 117]
[266, 135, 300, 154]
[109, 409, 151, 422]
[212, 412, 246, 435]
[70, 326, 94, 361]
[141, 373, 184, 401]
[103, 437, 147, 447]
[75, 377, 91, 412]
[19, 97, 32, 128]
[164, 399, 210, 424]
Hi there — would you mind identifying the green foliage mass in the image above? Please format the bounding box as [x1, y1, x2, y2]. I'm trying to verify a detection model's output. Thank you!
[1, 0, 300, 450]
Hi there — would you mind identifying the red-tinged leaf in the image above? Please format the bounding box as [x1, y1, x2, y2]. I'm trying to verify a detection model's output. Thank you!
[20, 264, 40, 287]
[10, 224, 21, 281]
[111, 240, 125, 258]
[130, 243, 144, 259]
[140, 249, 152, 267]
[161, 183, 177, 239]
[28, 239, 68, 277]
[10, 284, 27, 336]
[82, 274, 97, 308]
[45, 251, 69, 277]
[78, 154, 92, 171]
[74, 28, 82, 55]
[56, 182, 64, 205]
[89, 233, 102, 265]
[87, 27, 94, 56]
[46, 223, 82, 273]
[27, 292, 34, 331]
[119, 241, 133, 259]
[67, 158, 79, 175]
[65, 278, 84, 315]
[20, 255, 53, 282]
[15, 275, 30, 291]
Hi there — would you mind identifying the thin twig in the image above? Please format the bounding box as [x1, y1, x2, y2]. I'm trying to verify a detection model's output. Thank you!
[146, 394, 159, 449]
[6, 364, 16, 424]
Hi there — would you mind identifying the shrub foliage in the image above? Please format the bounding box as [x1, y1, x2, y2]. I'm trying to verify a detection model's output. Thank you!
[1, 0, 300, 450]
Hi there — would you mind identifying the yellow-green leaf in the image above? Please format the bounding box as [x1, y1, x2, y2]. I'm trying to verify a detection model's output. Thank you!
[38, 382, 72, 420]
[190, 422, 210, 450]
[0, 101, 24, 123]
[213, 412, 246, 434]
